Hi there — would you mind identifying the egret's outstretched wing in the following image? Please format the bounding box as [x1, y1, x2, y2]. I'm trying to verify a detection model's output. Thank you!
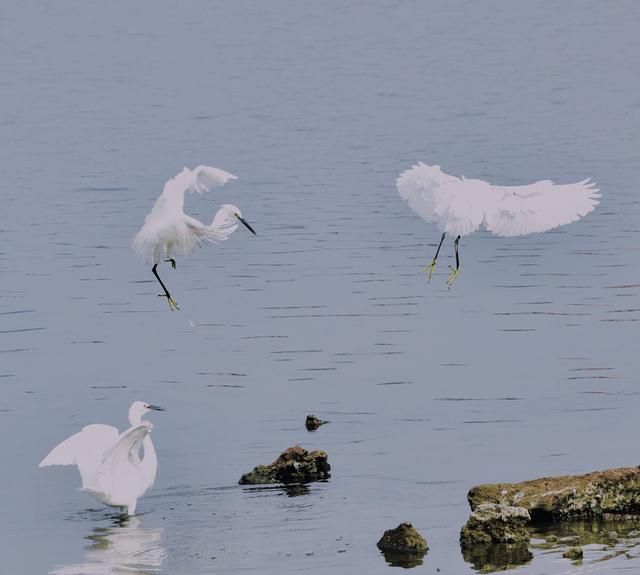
[484, 179, 600, 237]
[94, 424, 151, 494]
[397, 163, 600, 238]
[397, 163, 488, 236]
[149, 165, 238, 217]
[100, 424, 151, 467]
[39, 424, 119, 488]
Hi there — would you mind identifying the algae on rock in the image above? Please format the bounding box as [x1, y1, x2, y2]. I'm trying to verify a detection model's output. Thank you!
[377, 522, 428, 568]
[239, 445, 331, 485]
[467, 466, 640, 522]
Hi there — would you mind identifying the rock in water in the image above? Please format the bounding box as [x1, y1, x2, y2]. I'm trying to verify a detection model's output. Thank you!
[377, 523, 428, 568]
[467, 466, 640, 522]
[305, 415, 328, 431]
[562, 546, 583, 560]
[460, 503, 531, 546]
[460, 504, 532, 571]
[239, 445, 331, 485]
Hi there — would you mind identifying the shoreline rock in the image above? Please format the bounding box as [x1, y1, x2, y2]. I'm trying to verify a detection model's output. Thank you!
[460, 503, 531, 546]
[467, 466, 640, 522]
[239, 445, 331, 485]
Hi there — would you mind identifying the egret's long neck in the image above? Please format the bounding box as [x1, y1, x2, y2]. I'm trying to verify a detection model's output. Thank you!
[210, 210, 238, 235]
[129, 412, 143, 426]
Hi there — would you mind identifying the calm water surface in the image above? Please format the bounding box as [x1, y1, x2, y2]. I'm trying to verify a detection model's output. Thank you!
[1, 1, 640, 573]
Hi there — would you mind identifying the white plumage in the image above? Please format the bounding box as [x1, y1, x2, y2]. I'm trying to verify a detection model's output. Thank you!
[39, 401, 164, 516]
[133, 165, 239, 266]
[396, 163, 600, 285]
[133, 165, 256, 310]
[397, 163, 600, 237]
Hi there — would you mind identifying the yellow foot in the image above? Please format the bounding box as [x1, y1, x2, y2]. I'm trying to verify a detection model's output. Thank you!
[422, 259, 437, 283]
[158, 294, 180, 311]
[446, 266, 460, 288]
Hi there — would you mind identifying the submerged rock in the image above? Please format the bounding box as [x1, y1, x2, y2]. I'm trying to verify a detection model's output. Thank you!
[460, 503, 531, 546]
[305, 415, 328, 431]
[377, 523, 428, 568]
[467, 466, 640, 522]
[562, 546, 583, 560]
[239, 445, 331, 485]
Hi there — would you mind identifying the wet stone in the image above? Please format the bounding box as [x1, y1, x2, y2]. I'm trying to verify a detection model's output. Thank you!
[467, 466, 640, 522]
[460, 503, 531, 546]
[305, 414, 328, 431]
[239, 445, 331, 485]
[562, 546, 583, 560]
[377, 523, 428, 569]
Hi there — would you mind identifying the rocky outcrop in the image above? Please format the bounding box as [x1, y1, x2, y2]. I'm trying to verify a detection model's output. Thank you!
[467, 466, 640, 522]
[238, 445, 330, 485]
[460, 504, 532, 570]
[377, 523, 428, 568]
[460, 503, 531, 546]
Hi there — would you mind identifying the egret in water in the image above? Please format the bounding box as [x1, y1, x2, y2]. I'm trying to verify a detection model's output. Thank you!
[397, 163, 599, 286]
[133, 165, 257, 310]
[39, 401, 164, 516]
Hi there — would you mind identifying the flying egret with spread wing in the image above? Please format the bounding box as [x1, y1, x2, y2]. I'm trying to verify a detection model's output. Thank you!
[133, 165, 257, 310]
[397, 163, 600, 286]
[39, 401, 165, 516]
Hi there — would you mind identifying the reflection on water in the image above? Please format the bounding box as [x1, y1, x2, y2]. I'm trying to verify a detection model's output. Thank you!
[461, 518, 640, 573]
[462, 542, 533, 573]
[380, 549, 426, 569]
[531, 517, 640, 563]
[50, 518, 165, 575]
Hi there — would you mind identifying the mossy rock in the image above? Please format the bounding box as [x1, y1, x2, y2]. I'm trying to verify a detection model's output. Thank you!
[377, 523, 428, 568]
[460, 503, 530, 546]
[239, 445, 331, 485]
[468, 466, 640, 523]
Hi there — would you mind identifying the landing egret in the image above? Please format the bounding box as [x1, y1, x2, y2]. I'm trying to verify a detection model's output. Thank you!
[397, 163, 600, 286]
[39, 401, 165, 516]
[133, 165, 257, 310]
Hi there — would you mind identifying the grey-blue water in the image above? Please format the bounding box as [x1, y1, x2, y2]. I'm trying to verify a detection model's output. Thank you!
[1, 1, 639, 573]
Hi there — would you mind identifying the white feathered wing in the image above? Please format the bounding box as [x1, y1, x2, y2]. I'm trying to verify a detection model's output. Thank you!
[86, 424, 154, 508]
[133, 165, 238, 265]
[397, 163, 599, 237]
[38, 424, 120, 489]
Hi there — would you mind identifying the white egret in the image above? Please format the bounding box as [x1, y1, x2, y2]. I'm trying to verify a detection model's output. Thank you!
[397, 163, 600, 286]
[39, 401, 165, 516]
[133, 165, 257, 310]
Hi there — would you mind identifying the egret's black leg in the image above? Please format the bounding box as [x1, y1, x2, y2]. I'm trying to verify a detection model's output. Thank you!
[447, 235, 461, 288]
[165, 259, 176, 269]
[424, 232, 446, 283]
[152, 263, 179, 311]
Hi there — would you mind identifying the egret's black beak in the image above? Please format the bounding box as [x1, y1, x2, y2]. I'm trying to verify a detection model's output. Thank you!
[148, 405, 165, 412]
[236, 215, 257, 235]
